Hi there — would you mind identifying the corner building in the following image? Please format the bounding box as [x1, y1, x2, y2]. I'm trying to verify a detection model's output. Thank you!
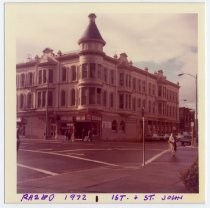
[16, 13, 179, 140]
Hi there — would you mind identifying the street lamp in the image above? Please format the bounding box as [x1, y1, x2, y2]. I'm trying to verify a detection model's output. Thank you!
[178, 73, 198, 146]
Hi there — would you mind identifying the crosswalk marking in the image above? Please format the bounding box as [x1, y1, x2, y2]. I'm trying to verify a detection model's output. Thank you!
[17, 163, 58, 176]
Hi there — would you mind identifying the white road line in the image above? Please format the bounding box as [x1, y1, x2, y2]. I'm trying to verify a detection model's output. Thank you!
[144, 149, 169, 166]
[53, 148, 112, 153]
[20, 149, 120, 167]
[17, 163, 58, 176]
[67, 153, 85, 156]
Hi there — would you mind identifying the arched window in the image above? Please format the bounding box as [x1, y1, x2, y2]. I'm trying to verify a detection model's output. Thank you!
[27, 93, 32, 108]
[20, 94, 24, 109]
[71, 89, 75, 106]
[61, 90, 66, 106]
[120, 121, 125, 132]
[112, 120, 117, 131]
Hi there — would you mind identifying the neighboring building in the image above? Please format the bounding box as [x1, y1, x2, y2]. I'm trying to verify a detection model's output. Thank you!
[179, 107, 195, 133]
[16, 13, 180, 141]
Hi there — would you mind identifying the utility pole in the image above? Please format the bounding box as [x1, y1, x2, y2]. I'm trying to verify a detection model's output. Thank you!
[142, 107, 145, 167]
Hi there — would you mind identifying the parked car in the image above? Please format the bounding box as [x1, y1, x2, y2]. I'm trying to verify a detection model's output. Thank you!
[151, 133, 161, 141]
[180, 135, 192, 146]
[175, 133, 183, 142]
[163, 134, 170, 141]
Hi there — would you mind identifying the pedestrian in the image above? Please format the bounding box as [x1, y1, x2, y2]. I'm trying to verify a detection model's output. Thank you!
[87, 129, 93, 142]
[64, 130, 69, 142]
[168, 133, 176, 156]
[70, 126, 75, 142]
[17, 128, 20, 151]
[82, 128, 85, 141]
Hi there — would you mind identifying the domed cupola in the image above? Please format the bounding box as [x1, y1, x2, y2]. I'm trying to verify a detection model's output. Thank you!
[78, 13, 106, 52]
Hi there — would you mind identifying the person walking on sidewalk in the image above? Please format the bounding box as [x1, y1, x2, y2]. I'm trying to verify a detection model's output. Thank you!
[168, 133, 176, 157]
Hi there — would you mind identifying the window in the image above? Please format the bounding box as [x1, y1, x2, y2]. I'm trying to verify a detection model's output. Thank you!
[71, 66, 76, 81]
[133, 97, 136, 111]
[148, 100, 151, 113]
[138, 80, 141, 92]
[61, 90, 66, 106]
[71, 89, 75, 106]
[125, 94, 128, 109]
[153, 85, 155, 95]
[138, 98, 141, 108]
[62, 67, 67, 82]
[48, 69, 53, 83]
[119, 73, 124, 86]
[133, 78, 136, 90]
[20, 94, 24, 109]
[104, 68, 107, 82]
[97, 88, 101, 105]
[149, 83, 151, 95]
[129, 95, 131, 110]
[110, 93, 114, 108]
[81, 88, 87, 105]
[90, 63, 96, 78]
[126, 74, 128, 87]
[110, 70, 114, 84]
[142, 81, 146, 93]
[38, 92, 41, 107]
[97, 64, 102, 79]
[120, 121, 125, 132]
[153, 102, 155, 114]
[38, 71, 42, 84]
[43, 70, 47, 83]
[158, 86, 162, 97]
[112, 120, 117, 131]
[119, 94, 124, 109]
[82, 64, 88, 78]
[129, 75, 131, 88]
[29, 72, 33, 86]
[158, 103, 162, 115]
[27, 93, 32, 108]
[48, 91, 53, 107]
[103, 91, 107, 106]
[89, 87, 95, 104]
[42, 91, 46, 107]
[21, 74, 25, 87]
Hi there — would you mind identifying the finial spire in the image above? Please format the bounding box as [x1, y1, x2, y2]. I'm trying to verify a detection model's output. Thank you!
[88, 13, 96, 22]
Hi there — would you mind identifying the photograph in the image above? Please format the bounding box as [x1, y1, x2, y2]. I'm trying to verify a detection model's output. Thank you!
[4, 2, 205, 204]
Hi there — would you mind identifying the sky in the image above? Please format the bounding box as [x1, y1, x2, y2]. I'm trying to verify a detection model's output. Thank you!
[15, 4, 198, 110]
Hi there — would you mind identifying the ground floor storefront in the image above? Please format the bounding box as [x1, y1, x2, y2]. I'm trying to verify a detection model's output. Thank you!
[17, 112, 178, 141]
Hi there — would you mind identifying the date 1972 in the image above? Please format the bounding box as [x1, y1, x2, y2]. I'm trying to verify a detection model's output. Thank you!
[20, 193, 87, 202]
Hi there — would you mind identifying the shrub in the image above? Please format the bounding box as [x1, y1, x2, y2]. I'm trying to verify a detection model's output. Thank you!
[180, 157, 199, 192]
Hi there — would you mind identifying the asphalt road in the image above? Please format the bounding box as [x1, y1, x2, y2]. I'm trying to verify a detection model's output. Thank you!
[17, 140, 198, 193]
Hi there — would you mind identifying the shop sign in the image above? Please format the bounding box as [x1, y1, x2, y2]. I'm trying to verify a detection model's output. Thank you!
[102, 121, 111, 129]
[91, 115, 101, 121]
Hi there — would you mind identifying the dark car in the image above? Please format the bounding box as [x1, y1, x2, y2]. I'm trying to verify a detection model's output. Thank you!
[180, 135, 192, 146]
